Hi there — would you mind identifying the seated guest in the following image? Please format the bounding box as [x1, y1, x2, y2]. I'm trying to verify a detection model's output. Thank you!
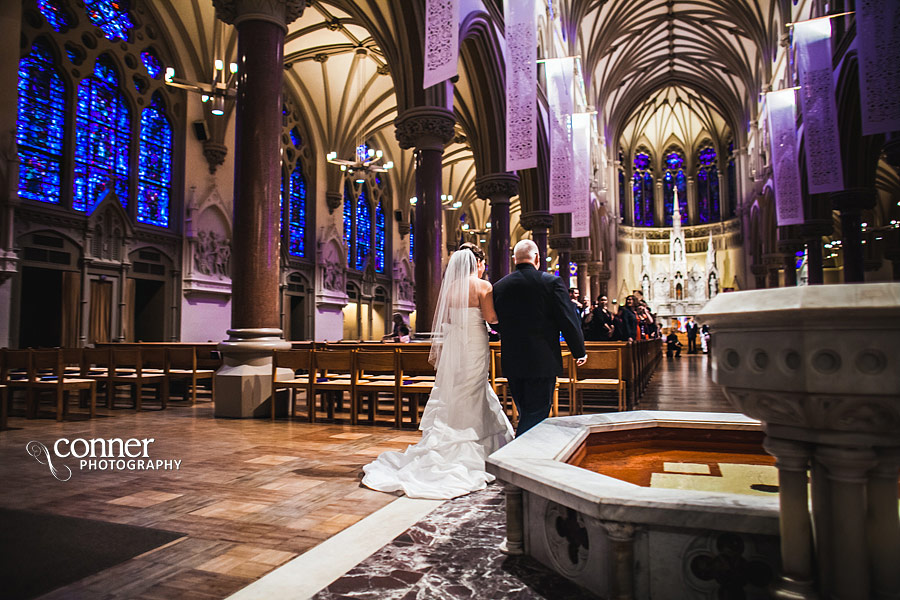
[666, 329, 682, 358]
[383, 313, 407, 342]
[397, 324, 411, 343]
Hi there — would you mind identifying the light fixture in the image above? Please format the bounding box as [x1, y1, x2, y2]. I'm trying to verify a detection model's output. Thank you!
[410, 196, 417, 206]
[165, 59, 237, 117]
[452, 201, 462, 209]
[327, 142, 394, 176]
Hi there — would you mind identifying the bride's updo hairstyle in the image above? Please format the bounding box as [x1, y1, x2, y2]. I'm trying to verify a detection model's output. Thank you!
[458, 242, 485, 266]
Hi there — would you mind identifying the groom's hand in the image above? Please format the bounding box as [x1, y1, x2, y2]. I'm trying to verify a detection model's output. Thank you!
[575, 355, 587, 366]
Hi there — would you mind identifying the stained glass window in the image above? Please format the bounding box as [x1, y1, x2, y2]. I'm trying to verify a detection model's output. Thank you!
[288, 162, 306, 257]
[663, 150, 687, 226]
[140, 49, 162, 79]
[355, 186, 371, 270]
[375, 201, 385, 273]
[409, 216, 415, 263]
[618, 168, 626, 224]
[289, 128, 302, 147]
[343, 182, 353, 267]
[17, 39, 65, 205]
[74, 54, 130, 213]
[37, 0, 73, 32]
[697, 146, 720, 224]
[84, 0, 134, 42]
[727, 141, 736, 217]
[137, 94, 171, 226]
[632, 151, 654, 226]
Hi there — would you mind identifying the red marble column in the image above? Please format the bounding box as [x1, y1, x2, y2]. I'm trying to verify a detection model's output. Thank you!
[212, 0, 304, 418]
[475, 173, 518, 283]
[231, 20, 284, 329]
[394, 107, 456, 334]
[521, 212, 553, 272]
[831, 189, 876, 284]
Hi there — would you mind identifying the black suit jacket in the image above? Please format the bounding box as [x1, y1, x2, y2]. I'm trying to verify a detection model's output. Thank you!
[493, 263, 586, 378]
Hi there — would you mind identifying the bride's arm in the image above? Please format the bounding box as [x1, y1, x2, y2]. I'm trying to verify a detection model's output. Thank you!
[480, 282, 499, 324]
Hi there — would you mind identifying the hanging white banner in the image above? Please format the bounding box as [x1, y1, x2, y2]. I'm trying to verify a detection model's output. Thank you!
[504, 0, 537, 171]
[794, 19, 844, 194]
[767, 89, 805, 226]
[857, 0, 900, 135]
[547, 57, 575, 214]
[571, 112, 592, 237]
[423, 0, 459, 89]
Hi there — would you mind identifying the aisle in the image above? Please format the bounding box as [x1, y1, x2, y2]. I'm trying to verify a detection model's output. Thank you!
[639, 353, 735, 413]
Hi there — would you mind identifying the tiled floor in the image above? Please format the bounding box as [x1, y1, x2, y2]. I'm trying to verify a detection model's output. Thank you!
[0, 401, 417, 599]
[1, 354, 734, 599]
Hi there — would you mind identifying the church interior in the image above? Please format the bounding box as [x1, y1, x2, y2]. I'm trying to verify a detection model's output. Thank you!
[0, 0, 898, 599]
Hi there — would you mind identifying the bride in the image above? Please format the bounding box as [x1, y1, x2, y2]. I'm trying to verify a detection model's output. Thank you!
[361, 244, 514, 499]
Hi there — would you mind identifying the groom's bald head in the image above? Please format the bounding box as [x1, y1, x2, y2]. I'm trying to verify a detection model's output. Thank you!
[513, 239, 540, 266]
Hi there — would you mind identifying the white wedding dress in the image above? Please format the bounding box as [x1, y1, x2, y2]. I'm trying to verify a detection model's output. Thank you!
[361, 307, 514, 500]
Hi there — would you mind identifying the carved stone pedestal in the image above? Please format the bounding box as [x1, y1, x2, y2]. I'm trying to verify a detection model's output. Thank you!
[700, 283, 900, 599]
[215, 328, 291, 418]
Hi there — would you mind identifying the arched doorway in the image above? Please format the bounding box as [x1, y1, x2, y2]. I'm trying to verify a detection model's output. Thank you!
[284, 271, 312, 341]
[15, 231, 82, 348]
[127, 247, 175, 342]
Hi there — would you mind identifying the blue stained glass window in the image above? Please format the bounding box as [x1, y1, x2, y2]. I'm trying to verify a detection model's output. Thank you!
[137, 95, 171, 226]
[618, 169, 626, 223]
[355, 186, 371, 270]
[356, 143, 370, 163]
[288, 163, 306, 257]
[727, 141, 736, 217]
[289, 128, 302, 147]
[375, 202, 385, 273]
[343, 182, 353, 267]
[17, 39, 65, 205]
[665, 152, 684, 170]
[632, 152, 654, 226]
[74, 54, 131, 213]
[663, 151, 687, 226]
[697, 146, 720, 224]
[140, 49, 162, 79]
[84, 0, 134, 42]
[663, 169, 688, 226]
[633, 152, 650, 171]
[37, 0, 73, 32]
[409, 217, 415, 263]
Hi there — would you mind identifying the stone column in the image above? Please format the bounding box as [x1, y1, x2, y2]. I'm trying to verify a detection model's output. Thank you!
[500, 483, 525, 555]
[763, 253, 783, 288]
[750, 264, 767, 289]
[521, 212, 553, 271]
[764, 437, 818, 599]
[395, 107, 456, 334]
[868, 449, 900, 599]
[212, 0, 304, 417]
[475, 173, 518, 283]
[602, 521, 636, 600]
[573, 250, 592, 301]
[549, 233, 574, 282]
[815, 446, 878, 599]
[799, 220, 832, 285]
[778, 226, 802, 287]
[831, 189, 876, 283]
[587, 261, 602, 300]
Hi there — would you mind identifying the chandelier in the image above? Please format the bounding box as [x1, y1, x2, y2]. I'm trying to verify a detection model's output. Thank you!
[164, 59, 237, 116]
[327, 143, 393, 181]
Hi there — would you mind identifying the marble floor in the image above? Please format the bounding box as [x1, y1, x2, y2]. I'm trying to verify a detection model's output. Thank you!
[0, 354, 734, 599]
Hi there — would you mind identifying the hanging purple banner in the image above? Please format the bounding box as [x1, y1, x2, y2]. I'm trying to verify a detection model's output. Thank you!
[505, 0, 537, 171]
[571, 112, 592, 237]
[857, 0, 900, 135]
[546, 57, 575, 214]
[767, 89, 804, 226]
[794, 19, 844, 194]
[423, 0, 459, 89]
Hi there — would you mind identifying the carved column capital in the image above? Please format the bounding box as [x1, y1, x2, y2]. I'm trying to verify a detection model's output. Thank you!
[572, 250, 593, 263]
[394, 107, 456, 151]
[520, 210, 553, 232]
[202, 142, 228, 174]
[325, 191, 342, 215]
[830, 188, 877, 213]
[548, 233, 575, 251]
[797, 219, 833, 241]
[213, 0, 306, 29]
[475, 172, 519, 202]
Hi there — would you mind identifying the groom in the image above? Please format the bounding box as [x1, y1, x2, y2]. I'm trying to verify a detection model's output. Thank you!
[493, 240, 586, 435]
